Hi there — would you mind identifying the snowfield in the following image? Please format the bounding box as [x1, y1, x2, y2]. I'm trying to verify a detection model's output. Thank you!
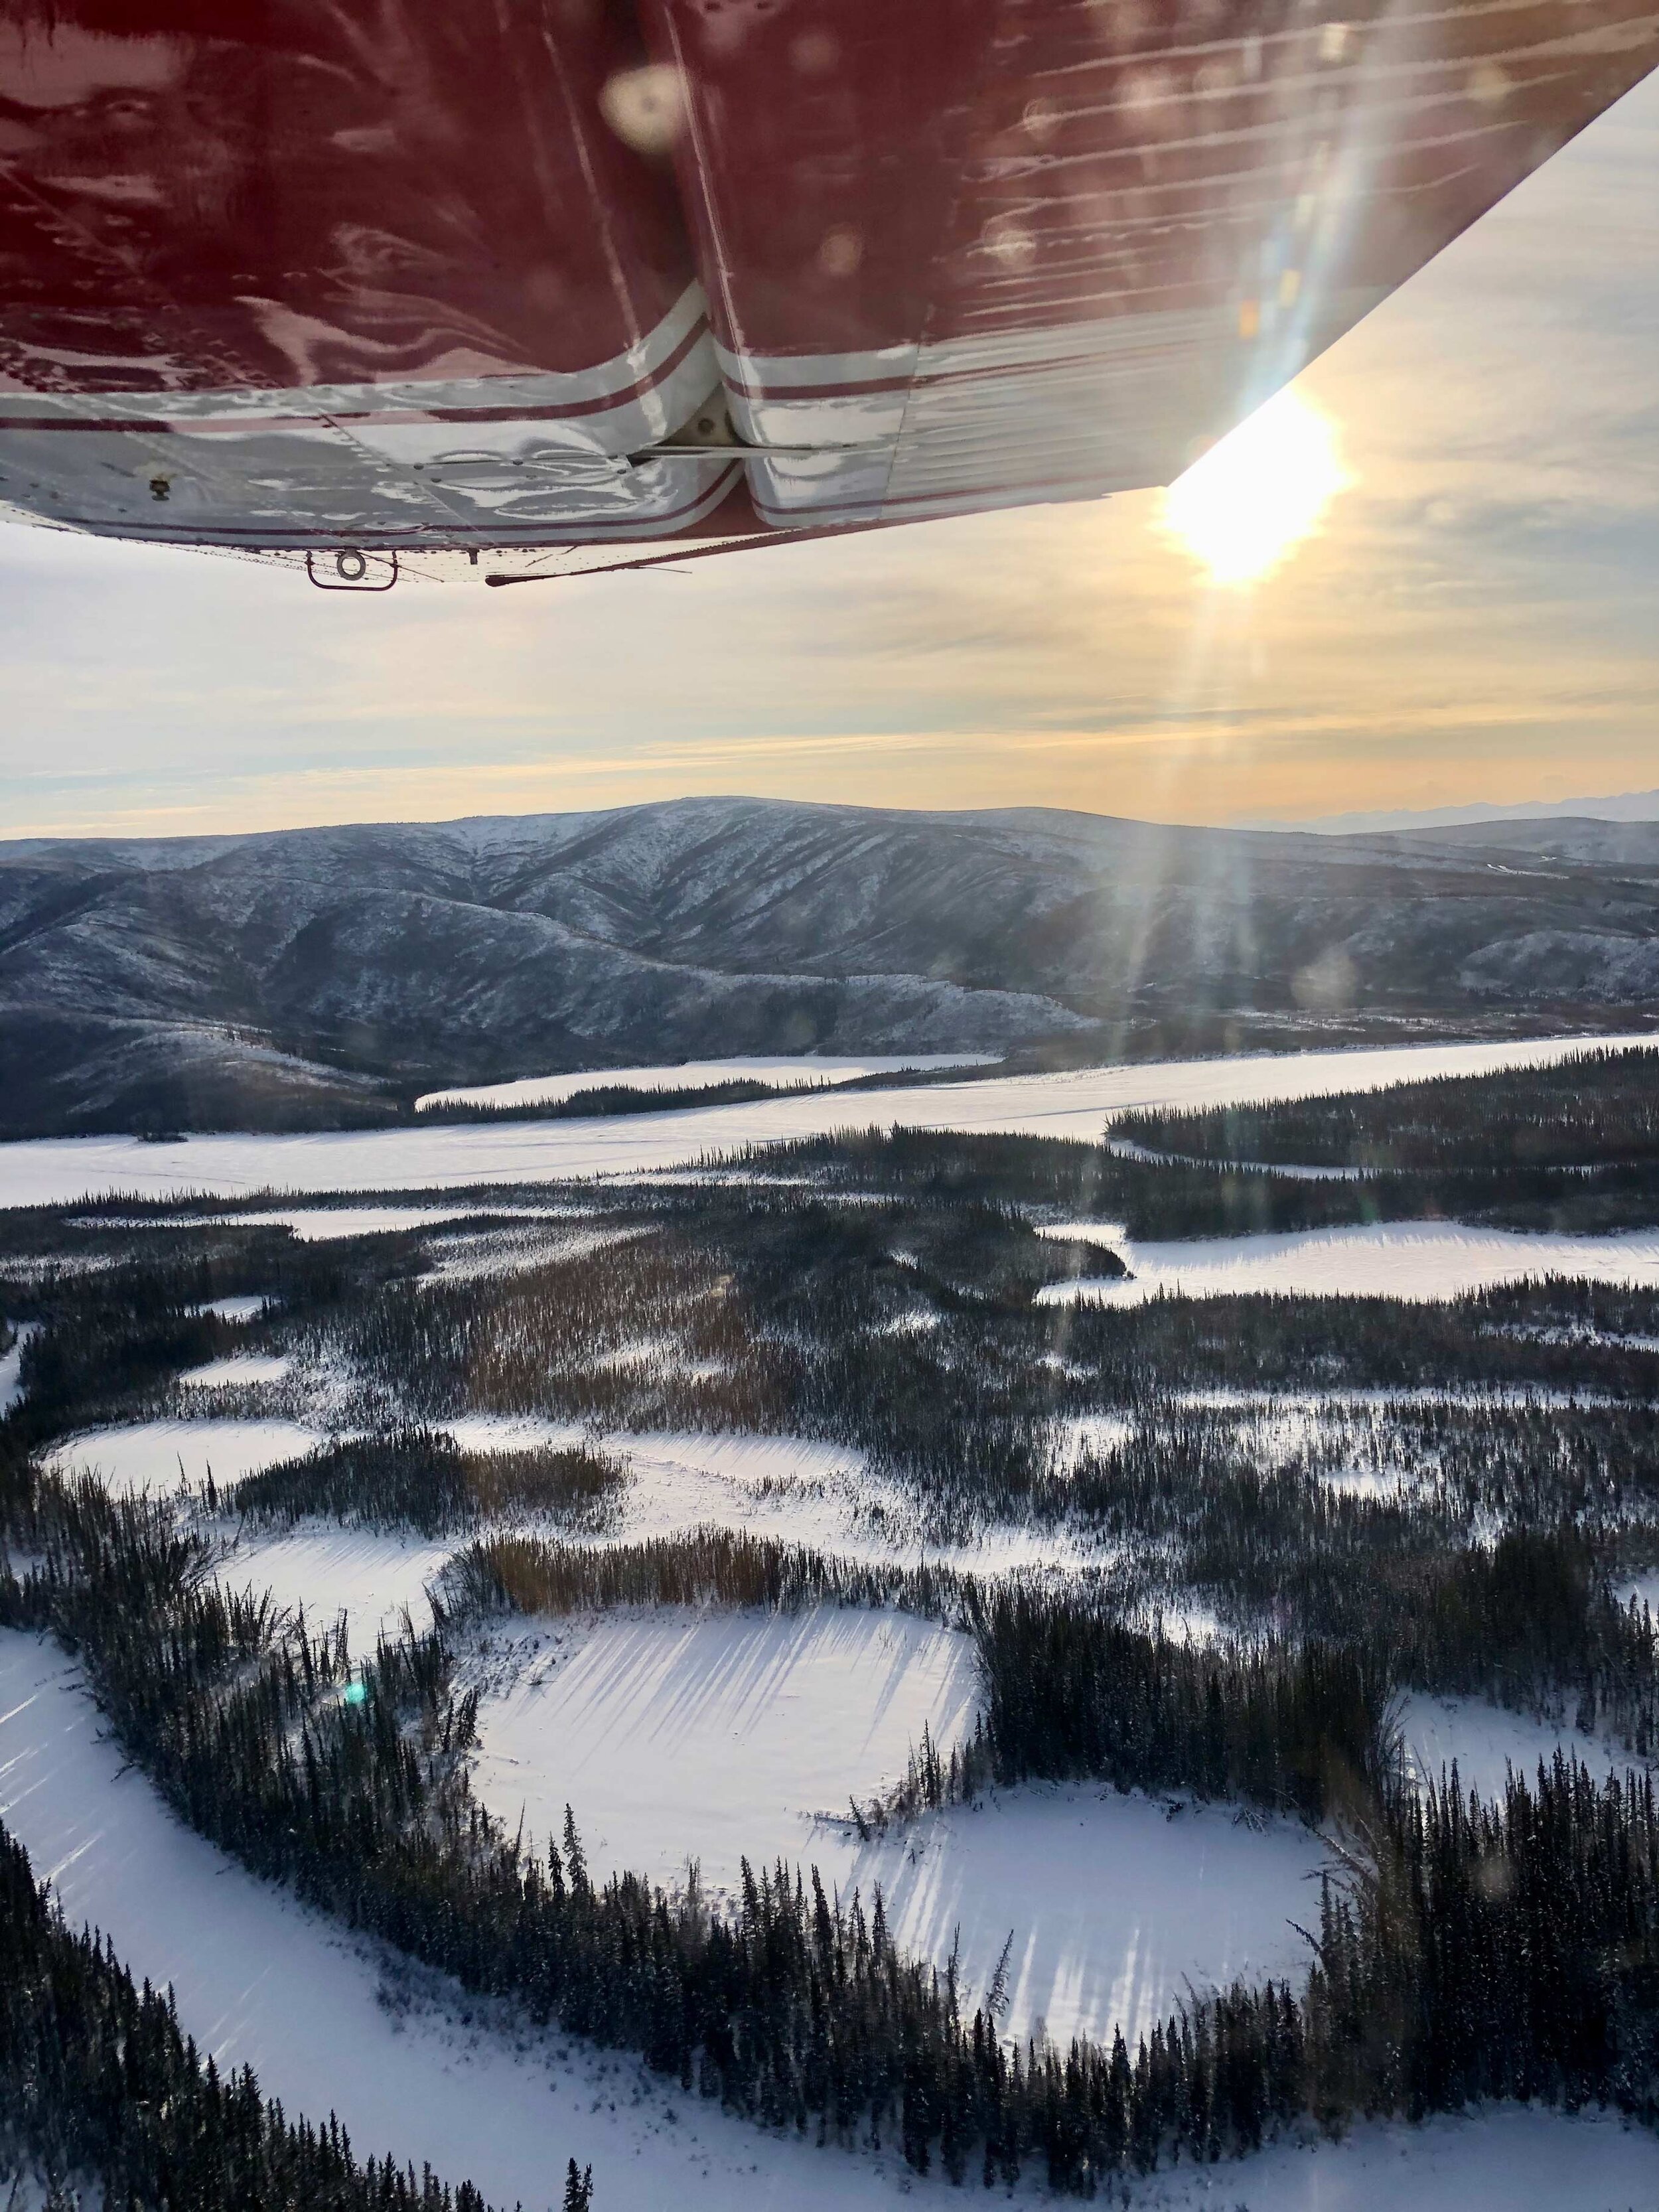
[42, 1418, 324, 1500]
[1, 1034, 1654, 1209]
[1039, 1219, 1659, 1303]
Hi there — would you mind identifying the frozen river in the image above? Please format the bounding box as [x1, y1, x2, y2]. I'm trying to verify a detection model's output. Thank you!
[1, 1032, 1652, 1210]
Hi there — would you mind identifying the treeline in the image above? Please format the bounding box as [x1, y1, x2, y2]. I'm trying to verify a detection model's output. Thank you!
[1116, 1045, 1659, 1174]
[453, 1525, 972, 1622]
[0, 1231, 417, 1451]
[11, 1474, 1659, 2185]
[0, 1822, 500, 2212]
[454, 1526, 1386, 1826]
[233, 1428, 628, 1537]
[453, 1518, 1659, 1822]
[974, 1593, 1386, 1822]
[13, 1189, 1659, 1600]
[733, 1123, 1659, 1236]
[1050, 1410, 1659, 1753]
[415, 1077, 809, 1124]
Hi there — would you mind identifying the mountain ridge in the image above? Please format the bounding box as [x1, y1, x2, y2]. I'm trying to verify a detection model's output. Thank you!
[3, 795, 1656, 1138]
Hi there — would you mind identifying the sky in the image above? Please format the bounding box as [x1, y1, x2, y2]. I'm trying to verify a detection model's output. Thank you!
[3, 67, 1658, 844]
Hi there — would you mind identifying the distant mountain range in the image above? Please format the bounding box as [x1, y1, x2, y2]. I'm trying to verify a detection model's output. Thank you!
[3, 796, 1658, 1138]
[1282, 788, 1659, 836]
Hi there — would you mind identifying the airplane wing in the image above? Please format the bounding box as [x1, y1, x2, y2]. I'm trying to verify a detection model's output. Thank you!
[0, 0, 1652, 577]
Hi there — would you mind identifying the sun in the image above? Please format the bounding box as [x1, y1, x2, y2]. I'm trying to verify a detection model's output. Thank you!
[1161, 388, 1350, 586]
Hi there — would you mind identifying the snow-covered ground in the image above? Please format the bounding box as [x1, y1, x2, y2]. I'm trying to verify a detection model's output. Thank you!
[470, 1604, 977, 1878]
[469, 1605, 1329, 2047]
[213, 1524, 455, 1649]
[179, 1352, 293, 1390]
[194, 1203, 573, 1241]
[4, 1635, 1652, 2209]
[190, 1293, 270, 1321]
[415, 1219, 646, 1284]
[38, 1405, 1080, 1572]
[0, 1319, 39, 1411]
[0, 1631, 920, 2212]
[417, 1054, 991, 1112]
[1039, 1220, 1659, 1304]
[1129, 2104, 1658, 2209]
[441, 1418, 1092, 1571]
[1396, 1692, 1630, 1801]
[42, 1417, 322, 1499]
[3, 1035, 1654, 1209]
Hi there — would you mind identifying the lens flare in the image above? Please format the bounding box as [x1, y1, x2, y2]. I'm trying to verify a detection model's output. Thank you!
[1161, 389, 1350, 586]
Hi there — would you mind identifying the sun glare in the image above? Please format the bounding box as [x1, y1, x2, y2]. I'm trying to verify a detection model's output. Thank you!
[1161, 389, 1350, 586]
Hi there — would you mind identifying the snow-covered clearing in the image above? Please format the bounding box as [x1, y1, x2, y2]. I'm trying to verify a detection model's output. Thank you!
[417, 1054, 991, 1112]
[1396, 1692, 1633, 1801]
[42, 1418, 322, 1499]
[414, 1220, 648, 1286]
[190, 1293, 270, 1321]
[193, 1203, 573, 1241]
[39, 1404, 1084, 1572]
[470, 1605, 978, 1880]
[213, 1524, 455, 1649]
[179, 1352, 293, 1389]
[468, 1605, 1328, 2048]
[829, 1787, 1325, 2049]
[1, 1320, 39, 1411]
[1039, 1220, 1659, 1304]
[4, 1035, 1654, 1209]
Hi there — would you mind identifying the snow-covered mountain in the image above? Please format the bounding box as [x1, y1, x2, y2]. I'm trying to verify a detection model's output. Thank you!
[3, 796, 1657, 1136]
